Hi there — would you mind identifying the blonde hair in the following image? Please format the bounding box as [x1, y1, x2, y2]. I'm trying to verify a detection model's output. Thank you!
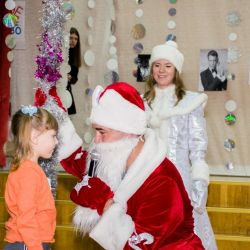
[143, 63, 186, 107]
[4, 107, 58, 171]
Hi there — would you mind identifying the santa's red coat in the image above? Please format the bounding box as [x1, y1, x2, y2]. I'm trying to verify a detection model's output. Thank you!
[61, 129, 204, 249]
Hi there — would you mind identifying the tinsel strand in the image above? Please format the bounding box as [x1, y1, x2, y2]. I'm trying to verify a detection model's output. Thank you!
[34, 0, 66, 198]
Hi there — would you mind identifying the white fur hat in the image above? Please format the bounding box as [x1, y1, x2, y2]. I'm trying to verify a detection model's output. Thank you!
[150, 41, 184, 73]
[90, 82, 146, 135]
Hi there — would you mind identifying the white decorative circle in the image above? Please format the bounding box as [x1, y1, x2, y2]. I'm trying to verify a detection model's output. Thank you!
[88, 0, 95, 9]
[228, 32, 237, 41]
[57, 89, 72, 109]
[107, 58, 118, 70]
[58, 74, 68, 88]
[109, 35, 116, 44]
[61, 63, 71, 73]
[227, 74, 232, 80]
[87, 16, 94, 28]
[84, 50, 95, 66]
[109, 46, 117, 55]
[167, 20, 176, 30]
[5, 34, 16, 49]
[84, 132, 93, 144]
[8, 67, 11, 78]
[225, 100, 237, 112]
[7, 51, 14, 62]
[135, 9, 143, 18]
[5, 0, 16, 10]
[88, 34, 93, 46]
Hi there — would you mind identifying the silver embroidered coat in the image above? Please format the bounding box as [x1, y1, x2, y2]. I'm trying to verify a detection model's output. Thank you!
[145, 85, 217, 250]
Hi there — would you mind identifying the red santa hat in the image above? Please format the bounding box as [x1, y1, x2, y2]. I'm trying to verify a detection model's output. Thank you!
[90, 82, 146, 135]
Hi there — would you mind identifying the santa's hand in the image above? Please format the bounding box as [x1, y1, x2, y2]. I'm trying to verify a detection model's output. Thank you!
[70, 176, 114, 215]
[191, 179, 208, 214]
[57, 116, 83, 161]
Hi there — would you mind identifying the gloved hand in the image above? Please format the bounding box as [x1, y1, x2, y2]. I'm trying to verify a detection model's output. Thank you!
[70, 175, 114, 215]
[191, 179, 208, 214]
[57, 116, 83, 161]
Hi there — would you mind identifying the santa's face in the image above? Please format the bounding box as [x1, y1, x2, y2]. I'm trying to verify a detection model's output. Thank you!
[92, 124, 130, 143]
[90, 124, 139, 191]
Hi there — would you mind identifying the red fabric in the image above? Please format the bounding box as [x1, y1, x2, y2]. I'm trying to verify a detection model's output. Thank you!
[0, 2, 11, 167]
[70, 176, 114, 215]
[124, 159, 204, 249]
[34, 86, 66, 112]
[62, 148, 204, 249]
[100, 82, 145, 110]
[60, 147, 87, 179]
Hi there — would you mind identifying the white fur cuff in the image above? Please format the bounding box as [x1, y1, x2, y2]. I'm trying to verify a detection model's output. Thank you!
[73, 206, 100, 235]
[191, 160, 210, 184]
[90, 203, 134, 250]
[57, 117, 83, 161]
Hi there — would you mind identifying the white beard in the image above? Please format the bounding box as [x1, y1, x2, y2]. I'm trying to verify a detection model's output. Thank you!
[73, 137, 139, 235]
[94, 137, 139, 191]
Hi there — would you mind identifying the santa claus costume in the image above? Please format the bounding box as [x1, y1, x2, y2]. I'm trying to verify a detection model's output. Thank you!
[59, 82, 204, 250]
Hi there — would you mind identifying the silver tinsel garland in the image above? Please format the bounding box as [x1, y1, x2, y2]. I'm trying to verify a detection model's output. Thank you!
[35, 0, 66, 198]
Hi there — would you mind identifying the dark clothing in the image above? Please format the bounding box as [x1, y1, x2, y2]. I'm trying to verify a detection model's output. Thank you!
[200, 68, 227, 91]
[67, 48, 79, 115]
[4, 242, 51, 250]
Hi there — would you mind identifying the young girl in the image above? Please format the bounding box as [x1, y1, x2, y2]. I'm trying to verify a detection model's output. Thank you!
[3, 105, 58, 250]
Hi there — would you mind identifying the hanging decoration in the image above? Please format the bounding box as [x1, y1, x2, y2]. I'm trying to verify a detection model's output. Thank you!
[224, 113, 236, 125]
[3, 13, 18, 28]
[224, 138, 236, 152]
[226, 11, 241, 26]
[5, 0, 16, 10]
[34, 0, 66, 198]
[224, 98, 237, 169]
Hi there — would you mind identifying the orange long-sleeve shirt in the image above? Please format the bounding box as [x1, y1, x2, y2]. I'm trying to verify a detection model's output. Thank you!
[4, 160, 56, 250]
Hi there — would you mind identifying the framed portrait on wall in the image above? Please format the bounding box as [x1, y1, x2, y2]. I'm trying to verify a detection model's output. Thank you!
[199, 49, 228, 91]
[136, 54, 150, 82]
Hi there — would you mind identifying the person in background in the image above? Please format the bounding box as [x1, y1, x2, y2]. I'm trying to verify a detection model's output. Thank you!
[144, 41, 217, 250]
[58, 82, 204, 249]
[3, 105, 58, 250]
[67, 27, 82, 115]
[200, 50, 227, 91]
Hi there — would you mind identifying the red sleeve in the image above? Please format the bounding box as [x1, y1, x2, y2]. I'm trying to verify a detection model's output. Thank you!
[60, 147, 87, 180]
[124, 175, 184, 249]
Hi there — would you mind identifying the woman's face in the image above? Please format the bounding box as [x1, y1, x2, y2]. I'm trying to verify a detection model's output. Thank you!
[152, 59, 175, 89]
[69, 33, 78, 48]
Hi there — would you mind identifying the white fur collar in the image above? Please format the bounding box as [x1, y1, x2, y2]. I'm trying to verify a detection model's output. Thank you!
[154, 85, 175, 97]
[113, 128, 166, 206]
[146, 88, 208, 129]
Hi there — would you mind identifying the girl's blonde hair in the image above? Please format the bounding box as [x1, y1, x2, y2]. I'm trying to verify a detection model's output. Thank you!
[143, 63, 186, 107]
[4, 107, 58, 171]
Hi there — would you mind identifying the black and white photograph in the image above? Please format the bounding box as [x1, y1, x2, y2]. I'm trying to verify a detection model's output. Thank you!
[199, 49, 228, 91]
[136, 54, 150, 82]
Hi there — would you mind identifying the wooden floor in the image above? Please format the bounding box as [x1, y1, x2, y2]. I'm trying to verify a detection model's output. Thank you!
[0, 171, 250, 250]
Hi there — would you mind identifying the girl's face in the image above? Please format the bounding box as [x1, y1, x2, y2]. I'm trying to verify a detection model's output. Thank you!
[69, 33, 78, 48]
[31, 129, 58, 161]
[152, 59, 175, 89]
